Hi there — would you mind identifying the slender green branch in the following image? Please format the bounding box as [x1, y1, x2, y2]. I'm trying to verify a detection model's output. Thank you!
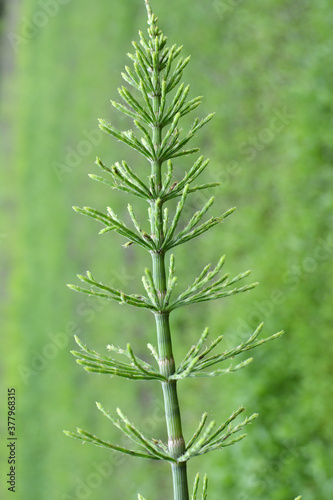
[174, 324, 284, 379]
[71, 336, 167, 381]
[63, 428, 159, 460]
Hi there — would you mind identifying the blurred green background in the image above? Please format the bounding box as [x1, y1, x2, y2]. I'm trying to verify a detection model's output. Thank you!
[1, 0, 332, 499]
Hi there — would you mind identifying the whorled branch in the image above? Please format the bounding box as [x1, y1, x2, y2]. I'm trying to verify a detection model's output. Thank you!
[67, 270, 155, 310]
[173, 323, 284, 379]
[71, 336, 166, 381]
[90, 157, 152, 200]
[64, 402, 176, 463]
[178, 407, 258, 462]
[161, 253, 258, 312]
[72, 206, 156, 250]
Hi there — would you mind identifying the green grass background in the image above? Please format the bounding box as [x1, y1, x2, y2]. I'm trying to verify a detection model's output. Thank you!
[1, 0, 332, 499]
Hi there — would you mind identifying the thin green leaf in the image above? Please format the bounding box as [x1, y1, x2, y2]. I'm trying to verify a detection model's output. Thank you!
[164, 184, 189, 243]
[191, 473, 200, 500]
[202, 475, 208, 500]
[64, 429, 158, 460]
[165, 207, 235, 251]
[116, 408, 175, 461]
[186, 413, 208, 451]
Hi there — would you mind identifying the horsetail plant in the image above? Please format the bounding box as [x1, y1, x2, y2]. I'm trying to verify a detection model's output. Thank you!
[64, 2, 301, 500]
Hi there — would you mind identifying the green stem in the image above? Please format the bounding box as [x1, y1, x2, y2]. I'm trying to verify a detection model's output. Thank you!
[152, 260, 189, 500]
[150, 62, 189, 500]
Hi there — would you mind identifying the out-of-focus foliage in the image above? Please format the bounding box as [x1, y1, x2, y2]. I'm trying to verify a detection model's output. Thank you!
[1, 0, 332, 499]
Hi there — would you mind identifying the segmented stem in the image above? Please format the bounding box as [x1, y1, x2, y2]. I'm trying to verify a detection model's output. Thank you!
[150, 55, 189, 500]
